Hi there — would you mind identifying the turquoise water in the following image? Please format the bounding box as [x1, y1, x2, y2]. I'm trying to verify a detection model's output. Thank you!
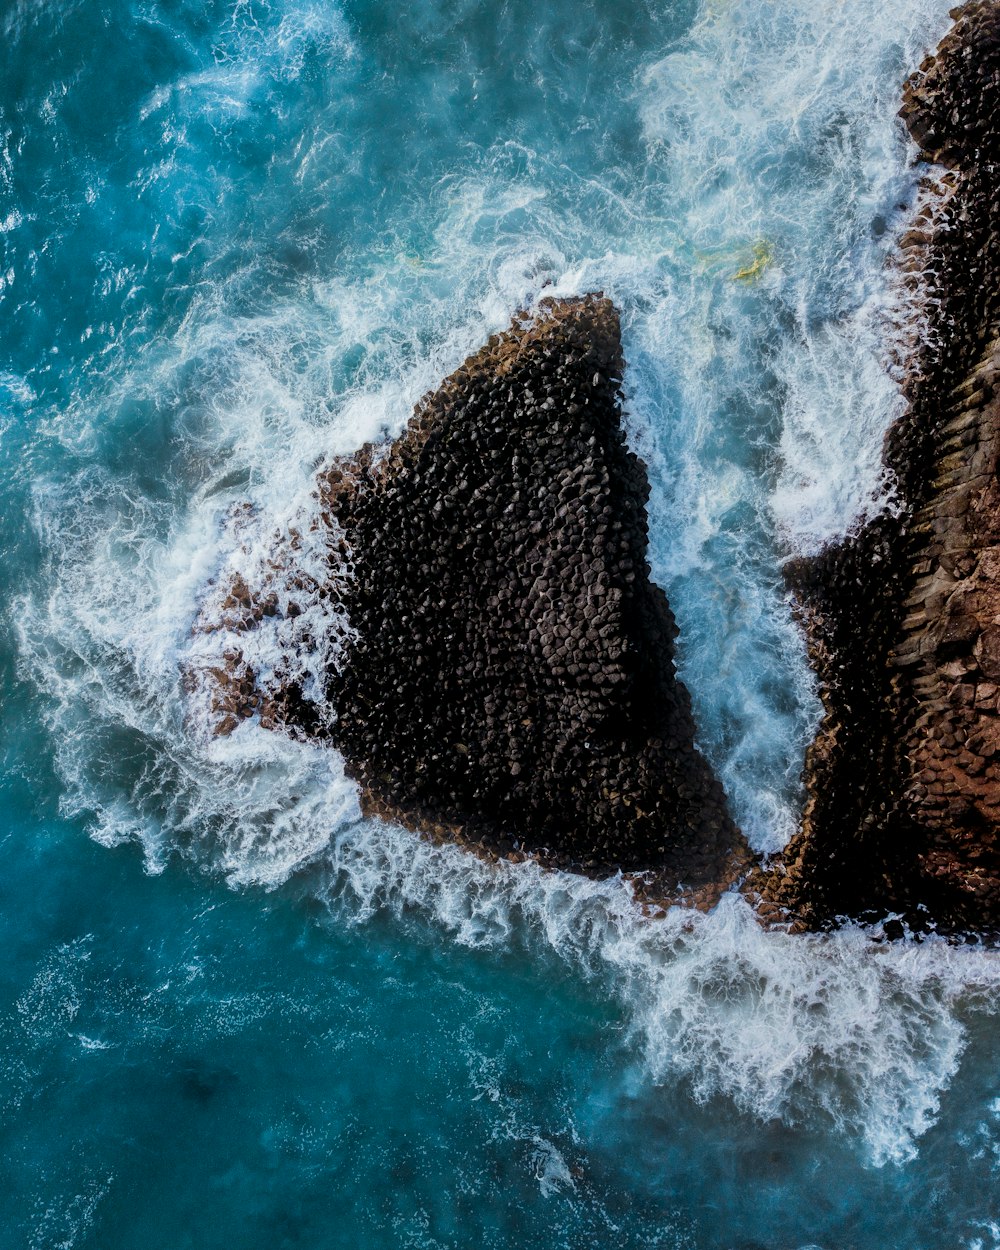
[4, 0, 1000, 1245]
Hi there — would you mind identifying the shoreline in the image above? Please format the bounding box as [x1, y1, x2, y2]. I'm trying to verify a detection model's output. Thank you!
[752, 0, 1000, 937]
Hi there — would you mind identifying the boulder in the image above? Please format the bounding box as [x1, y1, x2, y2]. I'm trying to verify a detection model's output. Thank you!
[197, 294, 749, 899]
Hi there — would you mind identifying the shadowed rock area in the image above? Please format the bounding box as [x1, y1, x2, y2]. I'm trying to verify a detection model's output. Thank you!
[198, 294, 749, 897]
[752, 0, 1000, 934]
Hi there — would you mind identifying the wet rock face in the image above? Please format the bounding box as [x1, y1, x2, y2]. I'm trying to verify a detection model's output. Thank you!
[752, 1, 1000, 934]
[891, 346, 1000, 923]
[901, 0, 1000, 172]
[203, 294, 747, 892]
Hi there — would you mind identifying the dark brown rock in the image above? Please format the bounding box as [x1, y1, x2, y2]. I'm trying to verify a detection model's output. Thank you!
[198, 294, 749, 900]
[749, 1, 1000, 935]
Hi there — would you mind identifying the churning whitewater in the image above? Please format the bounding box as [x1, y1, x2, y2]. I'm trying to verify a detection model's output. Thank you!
[4, 0, 1000, 1245]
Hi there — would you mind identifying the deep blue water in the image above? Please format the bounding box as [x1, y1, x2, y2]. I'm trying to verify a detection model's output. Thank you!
[4, 0, 1000, 1246]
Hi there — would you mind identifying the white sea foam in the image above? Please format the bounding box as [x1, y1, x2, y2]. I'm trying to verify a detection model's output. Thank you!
[21, 464, 999, 1167]
[309, 817, 1000, 1167]
[631, 0, 954, 848]
[969, 1223, 1000, 1250]
[639, 0, 943, 550]
[13, 0, 983, 1171]
[182, 485, 356, 737]
[17, 461, 362, 885]
[138, 0, 354, 125]
[530, 1139, 577, 1198]
[28, 1169, 114, 1250]
[18, 309, 364, 884]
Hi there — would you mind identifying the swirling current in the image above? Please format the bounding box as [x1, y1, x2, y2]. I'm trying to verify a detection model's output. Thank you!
[3, 0, 1000, 1246]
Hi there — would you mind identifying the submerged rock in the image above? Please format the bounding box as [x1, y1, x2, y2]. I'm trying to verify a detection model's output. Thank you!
[197, 294, 749, 898]
[751, 0, 1000, 934]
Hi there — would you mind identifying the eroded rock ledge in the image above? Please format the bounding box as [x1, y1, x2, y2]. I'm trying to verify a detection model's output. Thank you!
[752, 0, 1000, 934]
[200, 294, 748, 897]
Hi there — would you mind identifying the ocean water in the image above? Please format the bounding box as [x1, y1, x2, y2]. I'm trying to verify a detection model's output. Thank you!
[3, 0, 1000, 1245]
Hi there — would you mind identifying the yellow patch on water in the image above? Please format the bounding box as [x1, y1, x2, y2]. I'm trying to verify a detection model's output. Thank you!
[732, 240, 774, 283]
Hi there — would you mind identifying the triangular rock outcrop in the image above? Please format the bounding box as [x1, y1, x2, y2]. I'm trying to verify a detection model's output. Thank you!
[196, 294, 748, 897]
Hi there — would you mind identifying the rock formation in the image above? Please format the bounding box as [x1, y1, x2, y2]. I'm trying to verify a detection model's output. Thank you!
[196, 294, 749, 898]
[752, 0, 1000, 934]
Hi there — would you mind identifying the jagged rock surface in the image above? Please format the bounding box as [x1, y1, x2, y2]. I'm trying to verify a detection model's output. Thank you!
[752, 1, 1000, 934]
[202, 294, 748, 893]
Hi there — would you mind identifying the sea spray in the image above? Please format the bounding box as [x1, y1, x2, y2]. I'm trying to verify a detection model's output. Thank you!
[6, 0, 984, 1183]
[311, 824, 1000, 1168]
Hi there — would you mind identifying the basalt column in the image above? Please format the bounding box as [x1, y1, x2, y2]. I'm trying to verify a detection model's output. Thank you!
[752, 1, 1000, 934]
[198, 294, 749, 895]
